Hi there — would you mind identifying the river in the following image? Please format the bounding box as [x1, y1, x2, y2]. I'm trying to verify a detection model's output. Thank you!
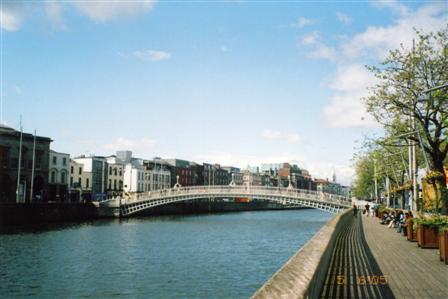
[0, 209, 332, 298]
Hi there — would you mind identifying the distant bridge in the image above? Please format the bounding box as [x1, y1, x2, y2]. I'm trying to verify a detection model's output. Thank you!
[100, 186, 352, 217]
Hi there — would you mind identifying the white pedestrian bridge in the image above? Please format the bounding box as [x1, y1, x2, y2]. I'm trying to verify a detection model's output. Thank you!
[100, 186, 352, 217]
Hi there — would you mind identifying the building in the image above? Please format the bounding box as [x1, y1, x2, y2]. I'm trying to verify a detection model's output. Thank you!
[72, 156, 108, 201]
[315, 177, 343, 195]
[122, 154, 171, 192]
[143, 158, 171, 190]
[243, 169, 263, 187]
[0, 124, 51, 202]
[277, 163, 315, 190]
[260, 163, 282, 176]
[106, 155, 125, 195]
[165, 159, 194, 187]
[123, 163, 151, 193]
[222, 166, 244, 185]
[69, 159, 84, 201]
[48, 150, 70, 201]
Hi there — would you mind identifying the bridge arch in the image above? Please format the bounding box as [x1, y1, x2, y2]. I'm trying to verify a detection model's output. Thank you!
[111, 186, 351, 217]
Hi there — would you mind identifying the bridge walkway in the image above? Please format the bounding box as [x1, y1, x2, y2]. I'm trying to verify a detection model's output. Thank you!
[319, 213, 394, 298]
[363, 215, 448, 299]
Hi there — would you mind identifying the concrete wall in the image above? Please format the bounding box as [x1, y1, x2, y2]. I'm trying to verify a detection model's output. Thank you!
[251, 208, 353, 299]
[0, 203, 99, 225]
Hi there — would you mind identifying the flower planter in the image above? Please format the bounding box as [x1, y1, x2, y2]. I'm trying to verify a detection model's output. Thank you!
[417, 224, 439, 249]
[407, 220, 417, 242]
[439, 231, 448, 264]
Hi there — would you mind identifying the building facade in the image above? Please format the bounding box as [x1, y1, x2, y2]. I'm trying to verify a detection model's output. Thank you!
[106, 156, 125, 196]
[72, 156, 108, 201]
[0, 124, 51, 202]
[48, 150, 70, 201]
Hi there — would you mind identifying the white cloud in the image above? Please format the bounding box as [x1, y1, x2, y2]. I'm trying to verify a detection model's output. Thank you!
[261, 129, 302, 143]
[316, 2, 447, 128]
[323, 64, 378, 128]
[45, 1, 67, 31]
[342, 3, 447, 60]
[306, 43, 336, 62]
[0, 6, 22, 31]
[336, 12, 351, 24]
[132, 50, 171, 61]
[371, 0, 410, 17]
[73, 1, 156, 22]
[291, 17, 314, 28]
[220, 45, 229, 52]
[301, 31, 319, 45]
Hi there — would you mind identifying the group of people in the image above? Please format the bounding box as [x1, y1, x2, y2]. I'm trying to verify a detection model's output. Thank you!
[352, 203, 414, 235]
[380, 209, 414, 234]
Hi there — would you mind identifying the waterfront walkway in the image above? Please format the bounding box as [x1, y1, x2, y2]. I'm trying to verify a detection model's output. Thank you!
[319, 214, 394, 298]
[363, 215, 448, 299]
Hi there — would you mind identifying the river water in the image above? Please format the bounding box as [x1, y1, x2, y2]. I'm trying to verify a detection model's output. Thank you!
[0, 209, 331, 298]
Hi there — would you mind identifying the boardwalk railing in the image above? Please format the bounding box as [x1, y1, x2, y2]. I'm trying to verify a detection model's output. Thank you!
[101, 186, 352, 217]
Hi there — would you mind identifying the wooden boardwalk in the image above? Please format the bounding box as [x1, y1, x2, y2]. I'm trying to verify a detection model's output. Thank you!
[363, 215, 448, 299]
[320, 214, 394, 298]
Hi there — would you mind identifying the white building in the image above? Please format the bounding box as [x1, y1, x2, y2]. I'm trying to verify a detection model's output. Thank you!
[123, 164, 151, 193]
[72, 156, 107, 200]
[70, 159, 84, 189]
[106, 156, 125, 194]
[48, 150, 70, 201]
[49, 150, 70, 185]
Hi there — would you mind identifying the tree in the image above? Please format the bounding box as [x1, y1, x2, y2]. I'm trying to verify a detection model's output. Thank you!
[364, 26, 448, 213]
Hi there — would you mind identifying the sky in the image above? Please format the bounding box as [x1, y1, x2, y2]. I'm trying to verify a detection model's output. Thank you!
[1, 0, 447, 185]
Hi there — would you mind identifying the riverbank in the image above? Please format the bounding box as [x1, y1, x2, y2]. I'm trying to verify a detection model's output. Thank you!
[0, 200, 305, 226]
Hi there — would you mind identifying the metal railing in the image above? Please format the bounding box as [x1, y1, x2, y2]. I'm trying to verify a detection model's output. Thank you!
[104, 185, 351, 215]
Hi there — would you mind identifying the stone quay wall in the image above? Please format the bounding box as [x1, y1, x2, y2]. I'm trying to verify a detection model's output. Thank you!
[251, 208, 353, 299]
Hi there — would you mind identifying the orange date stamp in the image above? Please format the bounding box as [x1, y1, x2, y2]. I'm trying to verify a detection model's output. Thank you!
[336, 275, 388, 285]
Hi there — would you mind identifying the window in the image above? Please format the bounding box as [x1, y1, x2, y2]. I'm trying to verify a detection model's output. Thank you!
[53, 156, 57, 165]
[114, 168, 117, 176]
[62, 158, 67, 166]
[119, 170, 122, 176]
[61, 172, 66, 184]
[86, 178, 89, 188]
[114, 180, 117, 190]
[51, 171, 56, 183]
[109, 167, 112, 175]
[71, 166, 74, 174]
[78, 178, 81, 187]
[109, 179, 112, 189]
[79, 167, 82, 175]
[70, 177, 73, 187]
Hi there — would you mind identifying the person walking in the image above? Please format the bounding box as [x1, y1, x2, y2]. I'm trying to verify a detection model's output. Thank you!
[365, 203, 370, 217]
[353, 204, 358, 217]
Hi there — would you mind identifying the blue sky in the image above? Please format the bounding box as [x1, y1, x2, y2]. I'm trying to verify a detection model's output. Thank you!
[1, 0, 447, 185]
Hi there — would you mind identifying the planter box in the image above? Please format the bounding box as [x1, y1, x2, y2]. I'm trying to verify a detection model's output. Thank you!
[439, 231, 448, 264]
[402, 225, 408, 236]
[407, 220, 417, 242]
[417, 224, 439, 249]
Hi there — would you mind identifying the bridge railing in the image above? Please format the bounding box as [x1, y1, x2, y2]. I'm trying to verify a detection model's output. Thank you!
[118, 185, 351, 206]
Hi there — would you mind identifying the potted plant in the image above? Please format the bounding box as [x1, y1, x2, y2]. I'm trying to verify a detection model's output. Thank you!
[415, 216, 447, 249]
[439, 226, 448, 264]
